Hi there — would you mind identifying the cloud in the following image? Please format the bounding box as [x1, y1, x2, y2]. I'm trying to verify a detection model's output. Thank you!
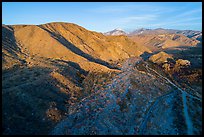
[142, 17, 202, 29]
[86, 3, 177, 14]
[175, 9, 202, 18]
[111, 14, 158, 24]
[85, 2, 202, 31]
[88, 7, 128, 13]
[86, 5, 133, 13]
[146, 9, 202, 29]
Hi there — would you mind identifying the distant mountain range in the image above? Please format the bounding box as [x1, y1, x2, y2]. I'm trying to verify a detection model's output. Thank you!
[104, 28, 202, 41]
[129, 33, 200, 51]
[103, 28, 126, 36]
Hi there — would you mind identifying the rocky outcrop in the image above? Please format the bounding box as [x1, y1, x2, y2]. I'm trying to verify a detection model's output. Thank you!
[175, 59, 191, 66]
[162, 63, 171, 72]
[173, 59, 191, 73]
[149, 51, 173, 64]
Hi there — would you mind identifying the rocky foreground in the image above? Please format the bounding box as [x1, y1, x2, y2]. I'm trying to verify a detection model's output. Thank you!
[50, 57, 202, 135]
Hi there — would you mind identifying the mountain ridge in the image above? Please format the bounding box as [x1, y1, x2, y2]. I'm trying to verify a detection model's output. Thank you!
[104, 28, 202, 41]
[2, 22, 202, 135]
[3, 22, 152, 72]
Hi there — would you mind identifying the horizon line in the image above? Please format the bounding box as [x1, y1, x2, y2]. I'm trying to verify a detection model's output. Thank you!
[2, 21, 202, 32]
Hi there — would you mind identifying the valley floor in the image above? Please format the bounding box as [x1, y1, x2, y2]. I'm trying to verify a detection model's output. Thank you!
[50, 57, 202, 135]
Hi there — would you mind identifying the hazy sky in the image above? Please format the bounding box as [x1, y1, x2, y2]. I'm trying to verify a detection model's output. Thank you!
[2, 2, 202, 32]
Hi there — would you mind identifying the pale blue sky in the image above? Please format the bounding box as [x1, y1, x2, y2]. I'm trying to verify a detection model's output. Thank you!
[2, 2, 202, 32]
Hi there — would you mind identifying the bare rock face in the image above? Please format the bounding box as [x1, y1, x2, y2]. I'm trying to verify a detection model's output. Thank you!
[149, 51, 173, 64]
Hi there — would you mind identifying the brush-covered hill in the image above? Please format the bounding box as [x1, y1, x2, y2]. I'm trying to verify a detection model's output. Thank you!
[2, 22, 202, 135]
[3, 22, 150, 72]
[2, 22, 151, 135]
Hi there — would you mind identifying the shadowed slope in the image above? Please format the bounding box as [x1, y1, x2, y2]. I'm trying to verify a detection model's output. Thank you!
[2, 25, 26, 69]
[2, 58, 88, 135]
